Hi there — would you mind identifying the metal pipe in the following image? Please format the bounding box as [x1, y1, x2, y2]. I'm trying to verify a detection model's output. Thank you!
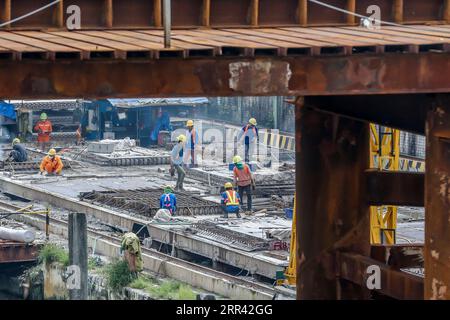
[163, 0, 171, 48]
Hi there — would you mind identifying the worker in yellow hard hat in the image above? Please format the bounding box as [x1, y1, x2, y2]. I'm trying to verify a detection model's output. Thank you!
[220, 182, 241, 218]
[7, 138, 28, 163]
[34, 112, 53, 151]
[170, 134, 187, 190]
[232, 155, 255, 213]
[185, 120, 199, 168]
[237, 118, 259, 162]
[39, 148, 63, 176]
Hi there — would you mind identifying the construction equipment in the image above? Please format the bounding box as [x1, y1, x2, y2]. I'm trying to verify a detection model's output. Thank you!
[284, 194, 296, 286]
[369, 124, 400, 245]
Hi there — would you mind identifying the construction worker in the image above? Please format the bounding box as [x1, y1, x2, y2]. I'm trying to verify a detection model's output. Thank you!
[171, 134, 186, 190]
[39, 148, 63, 176]
[221, 182, 241, 218]
[34, 113, 52, 151]
[185, 120, 199, 168]
[160, 185, 177, 215]
[120, 232, 143, 273]
[7, 138, 28, 163]
[237, 118, 259, 162]
[232, 155, 256, 213]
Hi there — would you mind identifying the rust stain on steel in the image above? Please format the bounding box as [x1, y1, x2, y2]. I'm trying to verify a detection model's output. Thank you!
[425, 95, 450, 300]
[0, 241, 39, 264]
[228, 60, 292, 94]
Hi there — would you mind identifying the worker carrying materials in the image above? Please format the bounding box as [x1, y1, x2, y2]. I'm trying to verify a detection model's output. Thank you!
[220, 182, 241, 218]
[7, 138, 28, 163]
[232, 155, 256, 212]
[171, 134, 186, 191]
[39, 149, 63, 175]
[160, 185, 177, 215]
[120, 232, 143, 273]
[237, 118, 259, 162]
[185, 120, 199, 168]
[34, 113, 53, 151]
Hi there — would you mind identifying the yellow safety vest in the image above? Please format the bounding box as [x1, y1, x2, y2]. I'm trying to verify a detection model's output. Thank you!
[226, 190, 239, 206]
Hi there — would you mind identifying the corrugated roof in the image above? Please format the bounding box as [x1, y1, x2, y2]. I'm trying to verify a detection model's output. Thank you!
[0, 26, 448, 60]
[106, 98, 209, 108]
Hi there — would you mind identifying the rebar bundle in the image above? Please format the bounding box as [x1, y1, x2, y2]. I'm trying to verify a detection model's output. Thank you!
[79, 188, 221, 216]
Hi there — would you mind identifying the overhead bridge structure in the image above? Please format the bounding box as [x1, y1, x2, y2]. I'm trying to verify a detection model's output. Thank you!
[0, 0, 449, 300]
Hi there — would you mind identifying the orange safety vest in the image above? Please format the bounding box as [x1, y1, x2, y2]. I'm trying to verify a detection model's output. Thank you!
[225, 190, 239, 206]
[244, 125, 257, 135]
[233, 164, 252, 187]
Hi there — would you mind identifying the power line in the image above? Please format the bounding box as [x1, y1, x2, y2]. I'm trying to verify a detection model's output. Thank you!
[0, 0, 61, 28]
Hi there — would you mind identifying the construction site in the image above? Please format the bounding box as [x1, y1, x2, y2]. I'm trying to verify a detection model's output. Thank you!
[0, 0, 448, 302]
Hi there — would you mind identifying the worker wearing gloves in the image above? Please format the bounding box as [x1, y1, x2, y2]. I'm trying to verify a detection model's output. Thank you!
[185, 120, 199, 168]
[237, 118, 259, 163]
[39, 149, 63, 176]
[171, 134, 186, 191]
[160, 185, 177, 215]
[221, 182, 241, 218]
[34, 113, 53, 151]
[232, 155, 256, 213]
[7, 138, 28, 163]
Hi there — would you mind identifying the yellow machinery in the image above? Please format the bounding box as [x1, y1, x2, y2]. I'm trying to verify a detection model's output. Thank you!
[284, 195, 296, 285]
[369, 124, 400, 244]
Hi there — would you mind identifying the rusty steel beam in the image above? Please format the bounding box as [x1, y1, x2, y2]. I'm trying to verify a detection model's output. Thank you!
[425, 95, 450, 300]
[365, 170, 425, 207]
[0, 54, 450, 99]
[0, 0, 448, 30]
[296, 105, 370, 299]
[371, 244, 424, 269]
[304, 94, 430, 135]
[338, 252, 424, 300]
[0, 241, 40, 264]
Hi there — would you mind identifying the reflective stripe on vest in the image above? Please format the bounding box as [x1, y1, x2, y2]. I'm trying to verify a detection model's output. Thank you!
[225, 191, 239, 206]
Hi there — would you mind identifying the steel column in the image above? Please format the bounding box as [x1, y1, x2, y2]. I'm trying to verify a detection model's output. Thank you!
[296, 99, 370, 299]
[425, 95, 450, 300]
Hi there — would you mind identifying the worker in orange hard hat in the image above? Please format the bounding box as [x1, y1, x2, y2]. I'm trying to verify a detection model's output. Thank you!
[39, 149, 63, 176]
[185, 120, 199, 168]
[237, 118, 259, 163]
[34, 112, 53, 151]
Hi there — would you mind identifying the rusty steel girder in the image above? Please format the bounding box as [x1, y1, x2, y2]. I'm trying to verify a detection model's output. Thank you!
[0, 53, 449, 99]
[0, 0, 449, 30]
[425, 95, 450, 300]
[0, 240, 40, 264]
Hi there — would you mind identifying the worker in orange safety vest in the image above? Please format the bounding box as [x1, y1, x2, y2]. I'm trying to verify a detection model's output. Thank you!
[39, 149, 63, 176]
[34, 113, 53, 151]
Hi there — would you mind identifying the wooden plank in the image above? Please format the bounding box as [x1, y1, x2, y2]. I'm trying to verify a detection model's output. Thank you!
[136, 30, 216, 49]
[298, 0, 307, 26]
[104, 0, 113, 28]
[0, 32, 79, 52]
[154, 0, 162, 27]
[0, 36, 44, 52]
[394, 0, 404, 24]
[202, 0, 210, 27]
[251, 0, 259, 26]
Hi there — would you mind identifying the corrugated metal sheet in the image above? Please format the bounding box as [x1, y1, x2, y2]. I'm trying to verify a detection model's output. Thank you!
[106, 98, 209, 108]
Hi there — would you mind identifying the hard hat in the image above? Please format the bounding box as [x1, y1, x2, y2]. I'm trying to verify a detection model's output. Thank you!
[177, 134, 186, 143]
[233, 155, 242, 164]
[224, 182, 233, 189]
[40, 113, 48, 120]
[164, 185, 173, 193]
[12, 138, 20, 146]
[186, 120, 194, 127]
[48, 149, 56, 156]
[248, 118, 257, 126]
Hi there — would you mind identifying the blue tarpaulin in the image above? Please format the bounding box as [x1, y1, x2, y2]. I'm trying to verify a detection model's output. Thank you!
[0, 101, 16, 120]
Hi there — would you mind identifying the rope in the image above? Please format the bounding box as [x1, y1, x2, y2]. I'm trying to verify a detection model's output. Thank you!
[0, 1, 62, 28]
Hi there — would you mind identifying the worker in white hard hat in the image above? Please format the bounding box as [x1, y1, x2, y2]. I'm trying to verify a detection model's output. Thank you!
[171, 134, 187, 190]
[185, 120, 199, 168]
[7, 138, 28, 163]
[237, 118, 259, 162]
[39, 148, 63, 176]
